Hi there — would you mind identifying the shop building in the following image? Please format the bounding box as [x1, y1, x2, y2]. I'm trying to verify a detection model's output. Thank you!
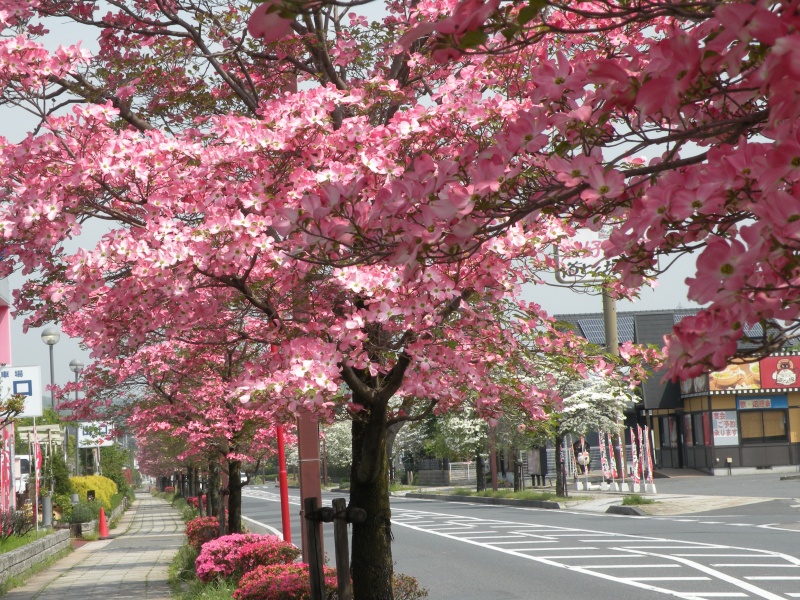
[557, 309, 800, 475]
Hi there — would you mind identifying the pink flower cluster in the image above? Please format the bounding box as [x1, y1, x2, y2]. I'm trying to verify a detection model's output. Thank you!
[195, 533, 300, 582]
[186, 495, 207, 509]
[234, 563, 337, 600]
[185, 516, 220, 552]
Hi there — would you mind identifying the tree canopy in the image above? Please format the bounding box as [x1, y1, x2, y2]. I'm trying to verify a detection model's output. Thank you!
[4, 0, 788, 597]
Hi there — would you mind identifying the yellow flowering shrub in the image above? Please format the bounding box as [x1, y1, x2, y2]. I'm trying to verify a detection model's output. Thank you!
[69, 475, 118, 508]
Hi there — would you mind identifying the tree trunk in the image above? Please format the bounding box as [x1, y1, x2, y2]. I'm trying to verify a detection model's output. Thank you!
[555, 434, 569, 498]
[207, 461, 220, 518]
[350, 399, 393, 600]
[227, 458, 243, 534]
[475, 454, 485, 492]
[385, 421, 405, 485]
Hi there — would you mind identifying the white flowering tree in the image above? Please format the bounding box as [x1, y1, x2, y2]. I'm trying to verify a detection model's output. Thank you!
[559, 377, 640, 486]
[322, 420, 353, 476]
[560, 378, 637, 436]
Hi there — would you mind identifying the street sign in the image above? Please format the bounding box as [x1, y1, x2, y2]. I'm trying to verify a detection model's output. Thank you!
[553, 226, 615, 284]
[78, 422, 115, 448]
[0, 366, 42, 417]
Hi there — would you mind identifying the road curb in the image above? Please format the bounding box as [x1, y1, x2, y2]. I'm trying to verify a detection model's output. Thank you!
[404, 493, 564, 510]
[605, 505, 647, 516]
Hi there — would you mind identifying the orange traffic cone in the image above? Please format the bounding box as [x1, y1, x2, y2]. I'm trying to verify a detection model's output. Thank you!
[98, 507, 110, 539]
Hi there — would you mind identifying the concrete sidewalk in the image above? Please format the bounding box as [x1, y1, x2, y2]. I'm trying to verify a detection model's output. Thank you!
[4, 492, 184, 600]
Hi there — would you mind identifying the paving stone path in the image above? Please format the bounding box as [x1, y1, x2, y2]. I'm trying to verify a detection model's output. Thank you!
[4, 492, 184, 600]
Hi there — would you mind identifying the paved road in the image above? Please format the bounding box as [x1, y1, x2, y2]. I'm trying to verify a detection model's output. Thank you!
[5, 492, 184, 600]
[241, 470, 800, 600]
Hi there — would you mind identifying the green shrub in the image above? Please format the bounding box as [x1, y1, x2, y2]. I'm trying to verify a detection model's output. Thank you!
[0, 510, 33, 540]
[52, 492, 74, 523]
[392, 572, 429, 600]
[622, 493, 656, 506]
[70, 501, 100, 524]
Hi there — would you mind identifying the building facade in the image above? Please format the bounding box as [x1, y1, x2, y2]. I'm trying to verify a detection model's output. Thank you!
[557, 309, 800, 475]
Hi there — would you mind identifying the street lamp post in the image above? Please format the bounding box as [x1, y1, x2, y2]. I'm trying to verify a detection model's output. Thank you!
[40, 327, 60, 411]
[69, 359, 83, 476]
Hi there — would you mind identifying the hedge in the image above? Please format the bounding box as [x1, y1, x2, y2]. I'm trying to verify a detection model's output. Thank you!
[69, 475, 118, 508]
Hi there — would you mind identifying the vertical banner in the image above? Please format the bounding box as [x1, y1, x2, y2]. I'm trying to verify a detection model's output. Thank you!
[579, 436, 589, 475]
[607, 432, 618, 479]
[643, 425, 655, 484]
[630, 428, 640, 485]
[599, 431, 611, 479]
[0, 424, 10, 511]
[637, 424, 646, 482]
[569, 435, 578, 480]
[33, 419, 42, 530]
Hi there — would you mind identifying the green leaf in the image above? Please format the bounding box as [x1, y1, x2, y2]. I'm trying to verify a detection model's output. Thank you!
[459, 30, 489, 49]
[517, 0, 546, 26]
[554, 141, 573, 157]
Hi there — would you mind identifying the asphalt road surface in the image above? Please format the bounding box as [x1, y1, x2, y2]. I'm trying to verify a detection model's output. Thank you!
[242, 474, 800, 600]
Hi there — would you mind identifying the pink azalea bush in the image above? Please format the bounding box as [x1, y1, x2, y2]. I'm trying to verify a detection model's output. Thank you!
[234, 563, 337, 600]
[185, 515, 220, 552]
[233, 565, 428, 600]
[186, 495, 207, 509]
[195, 533, 301, 582]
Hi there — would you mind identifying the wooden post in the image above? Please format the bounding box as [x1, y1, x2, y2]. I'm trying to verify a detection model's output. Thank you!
[332, 498, 352, 600]
[298, 411, 322, 562]
[489, 427, 498, 491]
[304, 497, 326, 600]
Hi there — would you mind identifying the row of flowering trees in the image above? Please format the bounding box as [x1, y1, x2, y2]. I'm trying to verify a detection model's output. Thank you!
[1, 0, 790, 597]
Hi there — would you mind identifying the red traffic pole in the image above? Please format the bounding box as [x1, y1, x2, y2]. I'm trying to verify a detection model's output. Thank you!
[277, 424, 291, 543]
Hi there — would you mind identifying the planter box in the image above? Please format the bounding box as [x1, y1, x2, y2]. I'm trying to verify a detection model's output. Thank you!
[70, 519, 98, 538]
[0, 529, 71, 587]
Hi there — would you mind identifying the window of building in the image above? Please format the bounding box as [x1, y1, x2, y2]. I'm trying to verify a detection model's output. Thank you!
[740, 410, 787, 443]
[660, 417, 678, 448]
[689, 413, 712, 446]
[683, 414, 693, 446]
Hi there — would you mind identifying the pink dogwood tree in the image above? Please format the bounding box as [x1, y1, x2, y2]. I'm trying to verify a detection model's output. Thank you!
[5, 0, 791, 597]
[121, 341, 281, 532]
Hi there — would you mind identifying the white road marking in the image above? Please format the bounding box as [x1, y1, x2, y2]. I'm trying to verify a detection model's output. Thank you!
[391, 506, 800, 600]
[584, 564, 681, 569]
[621, 548, 790, 600]
[241, 515, 285, 540]
[711, 563, 798, 567]
[628, 577, 711, 581]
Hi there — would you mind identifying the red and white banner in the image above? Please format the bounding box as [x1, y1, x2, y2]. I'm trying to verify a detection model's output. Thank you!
[0, 424, 11, 511]
[637, 424, 646, 482]
[630, 427, 640, 485]
[644, 425, 655, 484]
[570, 437, 579, 480]
[32, 425, 41, 524]
[599, 430, 611, 479]
[607, 432, 618, 479]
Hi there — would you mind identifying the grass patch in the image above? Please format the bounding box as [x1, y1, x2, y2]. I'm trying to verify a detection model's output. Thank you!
[169, 544, 200, 585]
[622, 493, 657, 506]
[0, 529, 55, 555]
[0, 546, 72, 595]
[389, 483, 422, 493]
[173, 577, 236, 600]
[448, 487, 569, 502]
